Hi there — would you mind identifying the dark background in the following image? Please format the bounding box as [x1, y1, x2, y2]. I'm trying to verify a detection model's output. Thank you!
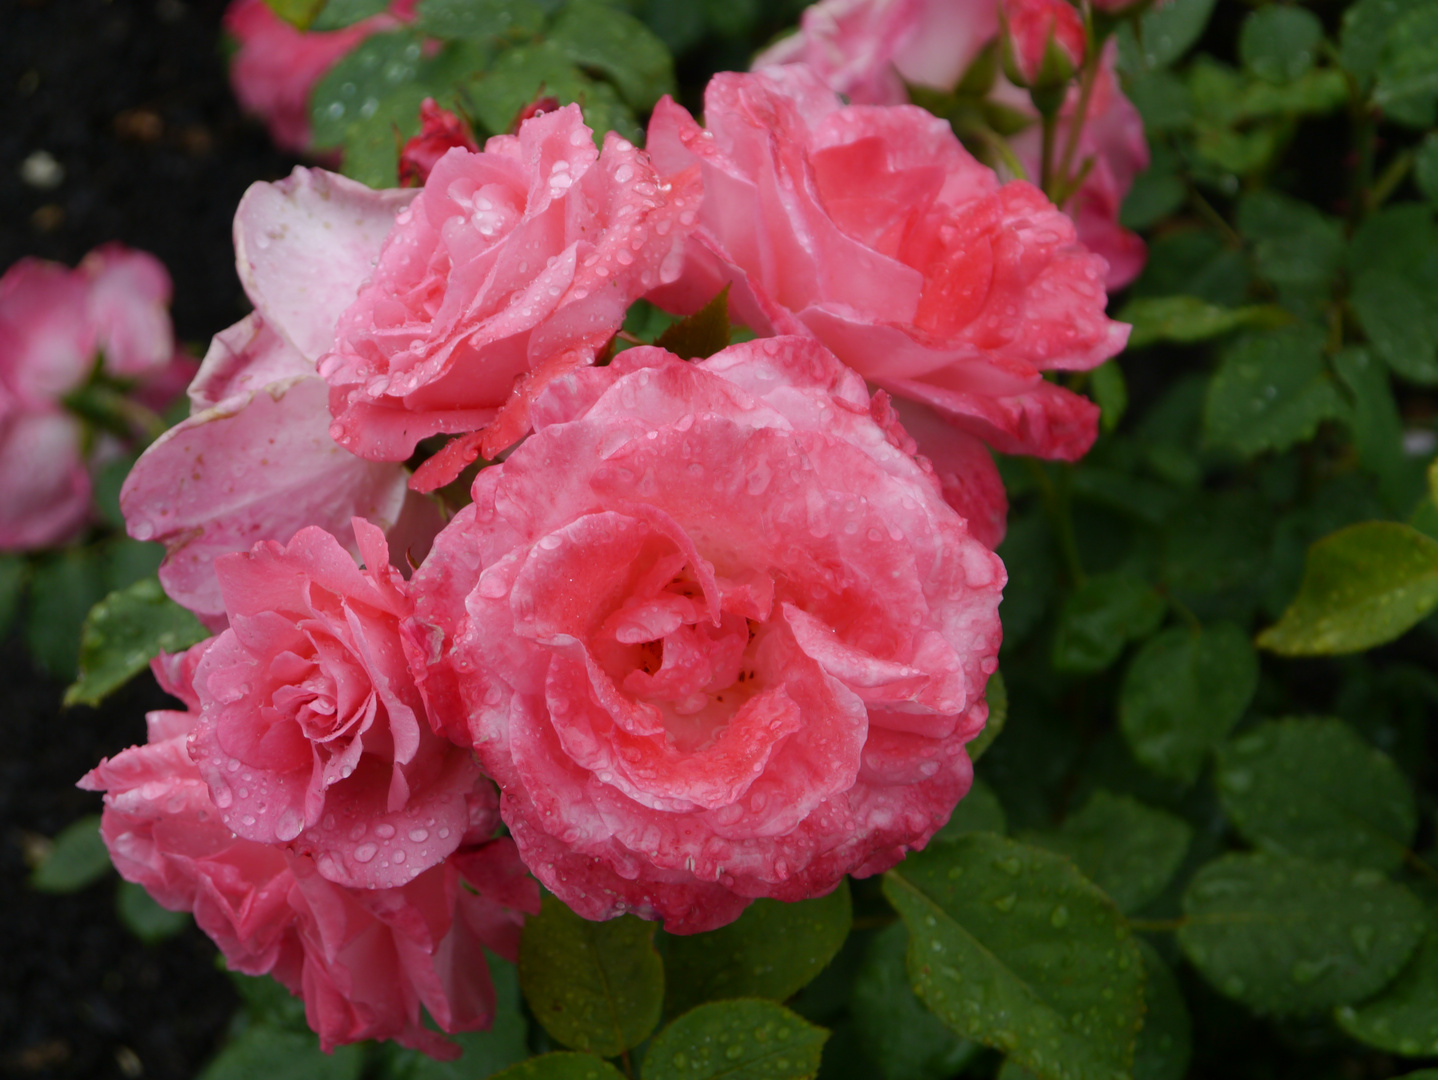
[2, 1, 297, 1074]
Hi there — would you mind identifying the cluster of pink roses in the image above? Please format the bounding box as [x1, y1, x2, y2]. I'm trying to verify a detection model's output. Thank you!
[89, 58, 1128, 1055]
[0, 245, 192, 551]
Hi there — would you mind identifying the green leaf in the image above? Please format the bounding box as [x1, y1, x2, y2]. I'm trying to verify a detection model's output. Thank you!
[1123, 73, 1193, 134]
[262, 0, 327, 30]
[466, 40, 639, 143]
[1236, 192, 1344, 299]
[1215, 718, 1417, 872]
[1119, 296, 1290, 350]
[1132, 940, 1192, 1080]
[65, 577, 208, 708]
[1374, 4, 1438, 126]
[387, 954, 529, 1078]
[117, 880, 190, 943]
[933, 776, 1007, 841]
[664, 881, 851, 1017]
[25, 548, 108, 681]
[1239, 6, 1323, 83]
[103, 537, 164, 593]
[967, 670, 1006, 763]
[1335, 901, 1438, 1057]
[548, 0, 674, 111]
[311, 32, 434, 164]
[30, 814, 111, 893]
[1131, 232, 1250, 308]
[883, 834, 1145, 1080]
[310, 0, 389, 29]
[996, 515, 1058, 649]
[489, 1056, 626, 1080]
[1258, 521, 1438, 654]
[645, 1000, 828, 1080]
[1178, 853, 1426, 1014]
[851, 923, 980, 1080]
[229, 971, 309, 1031]
[1090, 361, 1127, 434]
[1051, 571, 1166, 674]
[1022, 790, 1193, 914]
[413, 0, 546, 42]
[1204, 326, 1347, 457]
[1161, 489, 1273, 598]
[1350, 269, 1438, 385]
[1119, 623, 1258, 785]
[519, 892, 663, 1056]
[1340, 0, 1429, 85]
[0, 554, 25, 640]
[1335, 347, 1424, 511]
[653, 286, 732, 361]
[198, 1025, 363, 1080]
[1416, 132, 1438, 202]
[1117, 0, 1217, 70]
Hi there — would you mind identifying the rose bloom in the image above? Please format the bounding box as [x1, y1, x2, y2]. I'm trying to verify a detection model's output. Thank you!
[0, 245, 190, 551]
[405, 337, 1005, 933]
[123, 167, 439, 624]
[645, 67, 1127, 536]
[754, 0, 1149, 288]
[186, 519, 480, 890]
[1000, 0, 1086, 87]
[318, 104, 702, 490]
[80, 647, 537, 1058]
[223, 0, 414, 154]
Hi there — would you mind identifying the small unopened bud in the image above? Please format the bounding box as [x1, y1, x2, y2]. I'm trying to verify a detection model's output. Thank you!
[509, 95, 562, 135]
[1000, 0, 1086, 94]
[398, 99, 479, 188]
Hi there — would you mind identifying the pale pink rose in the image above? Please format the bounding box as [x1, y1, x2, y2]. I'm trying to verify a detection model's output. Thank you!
[123, 168, 432, 624]
[1000, 43, 1148, 288]
[223, 0, 412, 155]
[187, 519, 481, 890]
[318, 104, 702, 491]
[405, 338, 1005, 933]
[753, 0, 1000, 106]
[1000, 0, 1085, 88]
[80, 647, 538, 1059]
[0, 248, 188, 551]
[646, 67, 1127, 473]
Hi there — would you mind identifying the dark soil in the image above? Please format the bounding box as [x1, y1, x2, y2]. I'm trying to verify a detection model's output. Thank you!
[2, 1, 302, 1075]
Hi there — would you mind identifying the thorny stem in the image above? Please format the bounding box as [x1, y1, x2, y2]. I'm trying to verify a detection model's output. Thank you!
[1026, 459, 1086, 587]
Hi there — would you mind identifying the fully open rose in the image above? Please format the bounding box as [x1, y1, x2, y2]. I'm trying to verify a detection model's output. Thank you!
[645, 67, 1128, 483]
[405, 337, 1004, 933]
[319, 104, 702, 489]
[186, 519, 480, 890]
[80, 648, 536, 1058]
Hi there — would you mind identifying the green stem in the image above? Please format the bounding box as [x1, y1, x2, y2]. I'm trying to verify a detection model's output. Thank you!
[1188, 186, 1244, 250]
[1369, 150, 1414, 211]
[1026, 458, 1086, 587]
[1055, 50, 1102, 201]
[1040, 110, 1060, 198]
[1351, 107, 1375, 226]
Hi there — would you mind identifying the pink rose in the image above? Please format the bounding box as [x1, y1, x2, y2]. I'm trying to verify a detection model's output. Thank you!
[318, 104, 702, 490]
[223, 0, 412, 154]
[405, 338, 1005, 933]
[123, 167, 437, 624]
[753, 0, 1000, 106]
[186, 519, 481, 890]
[645, 67, 1126, 481]
[1000, 0, 1086, 88]
[0, 247, 188, 551]
[1005, 47, 1150, 289]
[80, 647, 538, 1059]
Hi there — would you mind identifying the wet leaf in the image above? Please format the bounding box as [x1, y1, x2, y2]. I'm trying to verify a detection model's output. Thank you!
[1118, 297, 1289, 350]
[488, 1054, 625, 1080]
[851, 924, 980, 1080]
[644, 1000, 828, 1080]
[1257, 521, 1438, 654]
[30, 814, 111, 893]
[1205, 326, 1347, 457]
[548, 0, 675, 110]
[1178, 853, 1426, 1014]
[934, 776, 1008, 841]
[1215, 718, 1417, 872]
[1119, 623, 1258, 784]
[198, 1025, 362, 1080]
[664, 880, 851, 1017]
[1335, 901, 1438, 1057]
[25, 547, 108, 681]
[1133, 940, 1192, 1080]
[519, 892, 663, 1056]
[1240, 6, 1323, 83]
[1051, 571, 1166, 674]
[65, 577, 208, 708]
[413, 0, 546, 42]
[117, 880, 189, 943]
[1023, 790, 1194, 913]
[884, 834, 1144, 1080]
